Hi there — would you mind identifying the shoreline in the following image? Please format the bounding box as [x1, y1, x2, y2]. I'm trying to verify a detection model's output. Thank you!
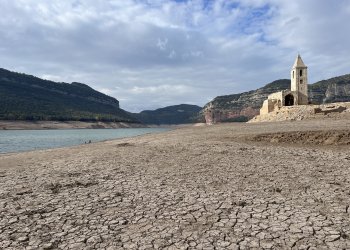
[0, 120, 147, 130]
[0, 120, 203, 130]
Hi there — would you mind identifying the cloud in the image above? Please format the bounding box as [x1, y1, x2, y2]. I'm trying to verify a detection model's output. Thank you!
[0, 0, 349, 111]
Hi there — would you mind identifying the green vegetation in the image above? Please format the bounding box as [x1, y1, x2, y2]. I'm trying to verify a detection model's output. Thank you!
[131, 104, 202, 125]
[0, 68, 138, 122]
[221, 116, 249, 123]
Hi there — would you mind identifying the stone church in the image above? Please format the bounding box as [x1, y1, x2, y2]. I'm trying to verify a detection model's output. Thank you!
[260, 54, 308, 115]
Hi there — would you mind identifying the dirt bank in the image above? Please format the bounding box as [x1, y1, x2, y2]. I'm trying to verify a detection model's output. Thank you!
[246, 129, 350, 146]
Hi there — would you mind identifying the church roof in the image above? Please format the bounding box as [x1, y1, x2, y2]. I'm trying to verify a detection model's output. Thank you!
[292, 54, 307, 68]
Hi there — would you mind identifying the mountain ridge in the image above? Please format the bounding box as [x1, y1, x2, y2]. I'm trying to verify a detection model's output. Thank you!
[2, 67, 350, 125]
[0, 68, 138, 122]
[202, 74, 350, 124]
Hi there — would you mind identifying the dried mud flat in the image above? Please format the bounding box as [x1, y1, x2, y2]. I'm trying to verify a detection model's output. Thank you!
[1, 119, 350, 249]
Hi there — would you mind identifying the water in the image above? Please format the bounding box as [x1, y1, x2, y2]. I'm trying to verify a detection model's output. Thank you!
[0, 128, 169, 154]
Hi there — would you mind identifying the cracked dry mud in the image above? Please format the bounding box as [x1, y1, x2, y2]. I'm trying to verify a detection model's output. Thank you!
[1, 119, 350, 249]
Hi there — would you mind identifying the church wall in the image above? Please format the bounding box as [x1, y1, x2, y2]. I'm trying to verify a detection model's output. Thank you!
[268, 91, 283, 101]
[260, 99, 278, 115]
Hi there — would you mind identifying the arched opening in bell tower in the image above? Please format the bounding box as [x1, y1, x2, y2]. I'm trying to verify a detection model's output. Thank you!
[285, 94, 294, 106]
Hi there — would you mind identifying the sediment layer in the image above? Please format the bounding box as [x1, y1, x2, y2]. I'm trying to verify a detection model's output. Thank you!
[0, 121, 145, 130]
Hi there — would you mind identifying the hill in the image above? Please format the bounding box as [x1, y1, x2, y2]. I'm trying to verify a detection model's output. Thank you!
[0, 68, 137, 122]
[132, 104, 202, 125]
[202, 74, 350, 124]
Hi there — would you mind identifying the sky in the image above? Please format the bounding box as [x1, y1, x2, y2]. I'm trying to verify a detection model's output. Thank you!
[0, 0, 350, 112]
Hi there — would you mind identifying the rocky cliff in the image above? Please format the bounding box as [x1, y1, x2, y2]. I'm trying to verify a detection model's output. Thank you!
[202, 74, 350, 124]
[309, 74, 350, 104]
[202, 79, 290, 124]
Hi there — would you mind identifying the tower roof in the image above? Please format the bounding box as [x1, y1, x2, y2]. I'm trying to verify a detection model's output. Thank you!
[292, 54, 307, 68]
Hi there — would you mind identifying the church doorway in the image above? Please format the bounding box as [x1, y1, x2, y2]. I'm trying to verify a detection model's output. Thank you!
[285, 94, 294, 106]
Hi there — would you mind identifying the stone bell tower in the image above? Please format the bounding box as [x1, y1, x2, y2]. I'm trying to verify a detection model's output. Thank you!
[291, 54, 308, 105]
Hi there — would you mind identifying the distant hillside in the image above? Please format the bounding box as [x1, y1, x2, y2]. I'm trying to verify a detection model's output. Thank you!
[132, 104, 202, 125]
[202, 74, 350, 124]
[0, 68, 137, 122]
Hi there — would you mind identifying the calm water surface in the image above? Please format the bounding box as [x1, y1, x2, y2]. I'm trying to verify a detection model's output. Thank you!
[0, 128, 169, 154]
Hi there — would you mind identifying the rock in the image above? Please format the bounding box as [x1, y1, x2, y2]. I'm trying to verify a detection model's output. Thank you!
[260, 240, 274, 249]
[17, 236, 28, 242]
[42, 243, 54, 249]
[86, 235, 102, 245]
[325, 234, 340, 242]
[69, 242, 86, 249]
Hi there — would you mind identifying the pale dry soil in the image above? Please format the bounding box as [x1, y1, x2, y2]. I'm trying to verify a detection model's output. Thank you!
[1, 119, 350, 249]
